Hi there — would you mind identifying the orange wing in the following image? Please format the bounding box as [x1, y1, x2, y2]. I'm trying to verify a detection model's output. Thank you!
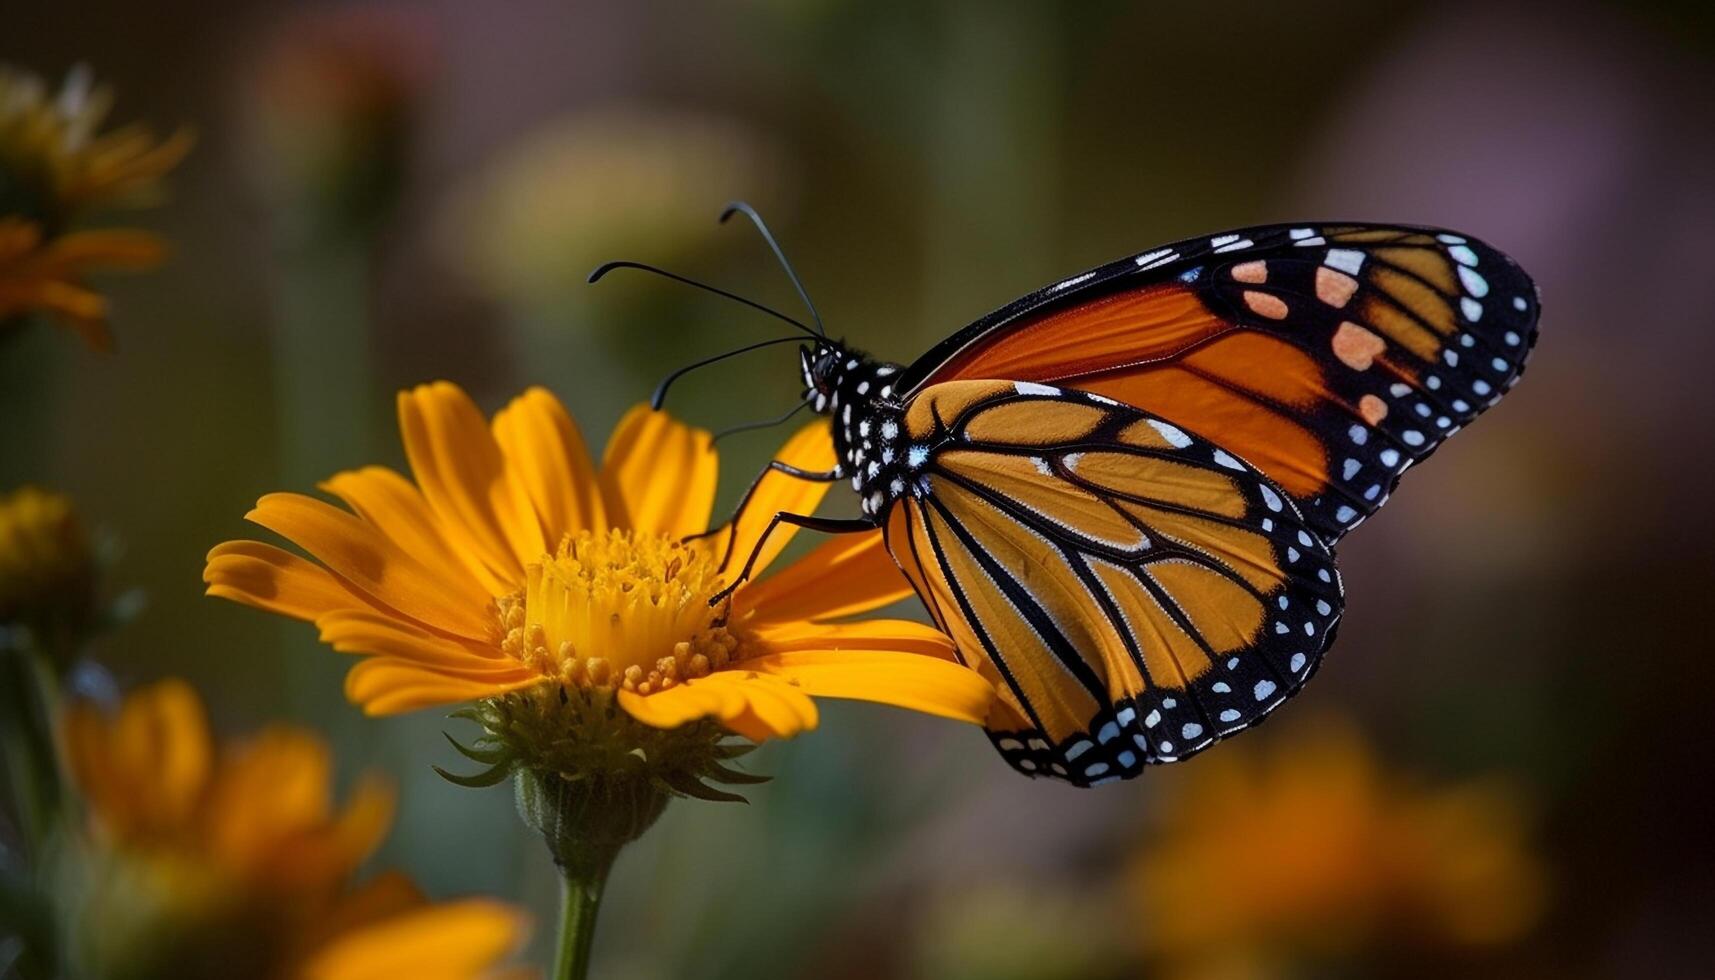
[898, 224, 1540, 542]
[881, 380, 1342, 785]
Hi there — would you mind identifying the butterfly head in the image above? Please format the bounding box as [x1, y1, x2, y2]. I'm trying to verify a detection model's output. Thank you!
[800, 340, 851, 413]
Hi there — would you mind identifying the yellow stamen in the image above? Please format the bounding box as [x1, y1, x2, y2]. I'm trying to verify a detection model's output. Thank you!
[498, 529, 742, 690]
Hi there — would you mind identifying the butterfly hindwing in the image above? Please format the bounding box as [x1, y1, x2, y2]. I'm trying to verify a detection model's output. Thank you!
[899, 224, 1540, 543]
[880, 380, 1343, 785]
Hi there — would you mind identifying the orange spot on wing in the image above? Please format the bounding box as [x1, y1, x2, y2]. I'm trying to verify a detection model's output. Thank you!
[1244, 290, 1289, 320]
[1359, 394, 1388, 424]
[1315, 267, 1359, 308]
[1332, 322, 1386, 370]
[1230, 260, 1268, 284]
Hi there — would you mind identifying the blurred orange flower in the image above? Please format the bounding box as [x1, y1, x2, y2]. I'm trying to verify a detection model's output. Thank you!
[0, 64, 190, 350]
[204, 382, 992, 743]
[60, 679, 526, 979]
[1128, 717, 1546, 979]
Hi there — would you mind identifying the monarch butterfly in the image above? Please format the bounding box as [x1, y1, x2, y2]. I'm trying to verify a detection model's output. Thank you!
[594, 204, 1539, 786]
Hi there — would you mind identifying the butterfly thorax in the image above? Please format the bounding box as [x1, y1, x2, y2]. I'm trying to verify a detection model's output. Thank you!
[799, 341, 912, 521]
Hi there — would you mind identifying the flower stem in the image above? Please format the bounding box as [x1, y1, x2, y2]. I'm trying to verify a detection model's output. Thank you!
[552, 853, 613, 980]
[0, 639, 64, 856]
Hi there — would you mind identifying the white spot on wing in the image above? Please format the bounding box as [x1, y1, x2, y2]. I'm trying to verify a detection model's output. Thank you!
[1458, 265, 1490, 297]
[1148, 420, 1193, 448]
[1014, 381, 1059, 397]
[1325, 248, 1365, 275]
[1260, 485, 1282, 512]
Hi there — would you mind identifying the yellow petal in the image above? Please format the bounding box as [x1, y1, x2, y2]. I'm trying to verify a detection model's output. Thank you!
[38, 228, 167, 270]
[63, 679, 215, 839]
[749, 618, 957, 660]
[397, 382, 542, 584]
[599, 404, 716, 538]
[618, 669, 818, 741]
[319, 466, 497, 598]
[715, 419, 837, 579]
[742, 650, 994, 725]
[299, 899, 528, 980]
[245, 493, 493, 640]
[118, 680, 214, 828]
[345, 660, 541, 716]
[204, 540, 381, 624]
[492, 387, 606, 541]
[317, 871, 426, 939]
[615, 674, 752, 730]
[734, 529, 914, 625]
[315, 609, 510, 671]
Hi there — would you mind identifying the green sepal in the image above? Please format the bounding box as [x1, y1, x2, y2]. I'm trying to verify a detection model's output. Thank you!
[442, 730, 510, 765]
[662, 770, 750, 804]
[432, 759, 514, 788]
[706, 762, 771, 785]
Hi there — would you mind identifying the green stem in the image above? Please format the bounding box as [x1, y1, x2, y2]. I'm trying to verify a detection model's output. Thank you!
[552, 854, 613, 980]
[0, 640, 64, 856]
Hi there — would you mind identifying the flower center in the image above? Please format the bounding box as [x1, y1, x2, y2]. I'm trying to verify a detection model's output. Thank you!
[495, 529, 741, 694]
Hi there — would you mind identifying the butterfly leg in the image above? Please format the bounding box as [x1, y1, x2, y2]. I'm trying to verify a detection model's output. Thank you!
[683, 459, 844, 560]
[708, 511, 875, 608]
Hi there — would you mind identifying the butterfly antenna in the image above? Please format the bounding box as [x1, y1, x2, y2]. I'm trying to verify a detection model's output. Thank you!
[718, 201, 826, 338]
[650, 335, 806, 411]
[589, 260, 820, 339]
[710, 400, 811, 445]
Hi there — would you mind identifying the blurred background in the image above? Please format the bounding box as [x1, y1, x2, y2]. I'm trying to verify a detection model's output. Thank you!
[6, 1, 1715, 976]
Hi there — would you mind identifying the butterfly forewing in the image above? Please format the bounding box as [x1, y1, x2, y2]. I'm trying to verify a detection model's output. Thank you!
[901, 223, 1540, 543]
[881, 380, 1343, 785]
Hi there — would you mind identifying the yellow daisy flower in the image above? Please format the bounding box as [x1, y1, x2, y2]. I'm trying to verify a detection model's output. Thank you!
[59, 679, 526, 980]
[1127, 717, 1546, 977]
[0, 64, 190, 350]
[203, 381, 993, 743]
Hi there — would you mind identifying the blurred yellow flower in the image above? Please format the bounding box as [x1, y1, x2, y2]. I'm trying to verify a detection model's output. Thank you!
[441, 107, 785, 310]
[1128, 717, 1546, 978]
[59, 679, 526, 980]
[0, 485, 96, 640]
[0, 64, 190, 350]
[204, 382, 991, 742]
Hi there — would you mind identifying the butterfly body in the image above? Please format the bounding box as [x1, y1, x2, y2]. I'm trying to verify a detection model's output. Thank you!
[772, 221, 1538, 786]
